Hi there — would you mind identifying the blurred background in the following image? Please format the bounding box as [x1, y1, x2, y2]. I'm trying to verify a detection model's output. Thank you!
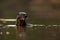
[0, 0, 60, 24]
[0, 0, 60, 40]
